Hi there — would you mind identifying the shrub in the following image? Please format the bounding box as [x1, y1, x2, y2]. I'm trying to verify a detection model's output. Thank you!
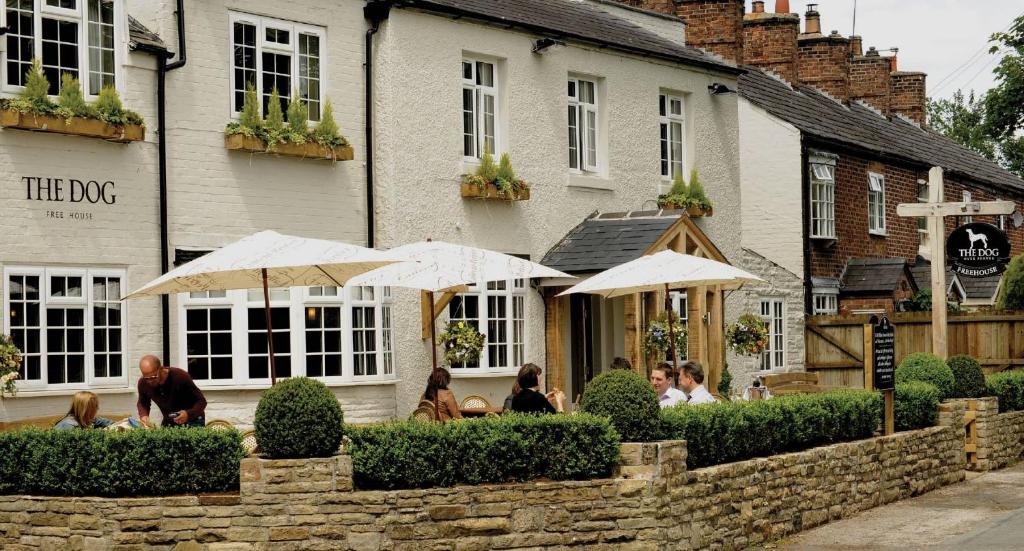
[264, 86, 285, 134]
[239, 82, 262, 129]
[22, 58, 52, 107]
[997, 254, 1024, 310]
[718, 362, 733, 398]
[686, 168, 710, 208]
[947, 355, 987, 399]
[476, 147, 499, 183]
[986, 370, 1024, 412]
[895, 352, 955, 399]
[0, 427, 243, 497]
[894, 381, 940, 431]
[580, 370, 660, 442]
[660, 390, 881, 469]
[286, 91, 309, 135]
[255, 377, 344, 458]
[57, 74, 92, 118]
[348, 413, 619, 490]
[312, 99, 345, 146]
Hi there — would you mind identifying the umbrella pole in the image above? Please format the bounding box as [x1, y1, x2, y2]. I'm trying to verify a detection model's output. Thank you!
[262, 269, 277, 386]
[665, 283, 678, 375]
[428, 290, 442, 421]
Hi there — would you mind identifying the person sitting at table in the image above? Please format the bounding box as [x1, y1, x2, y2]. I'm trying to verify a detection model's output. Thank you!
[422, 367, 462, 422]
[510, 363, 566, 414]
[678, 360, 717, 405]
[502, 379, 521, 412]
[55, 391, 114, 430]
[650, 362, 686, 408]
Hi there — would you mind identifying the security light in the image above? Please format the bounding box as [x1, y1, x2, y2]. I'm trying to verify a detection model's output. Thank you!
[708, 83, 736, 95]
[532, 37, 566, 54]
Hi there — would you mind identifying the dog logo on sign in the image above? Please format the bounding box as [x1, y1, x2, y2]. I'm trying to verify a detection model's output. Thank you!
[965, 228, 988, 250]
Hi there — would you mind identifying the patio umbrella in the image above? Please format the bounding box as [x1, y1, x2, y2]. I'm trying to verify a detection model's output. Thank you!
[558, 250, 765, 371]
[124, 230, 401, 384]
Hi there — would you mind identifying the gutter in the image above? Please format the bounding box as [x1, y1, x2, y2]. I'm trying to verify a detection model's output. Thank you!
[363, 2, 392, 248]
[800, 137, 812, 315]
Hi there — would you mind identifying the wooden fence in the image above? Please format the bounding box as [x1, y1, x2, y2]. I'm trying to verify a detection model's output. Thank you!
[805, 312, 1024, 388]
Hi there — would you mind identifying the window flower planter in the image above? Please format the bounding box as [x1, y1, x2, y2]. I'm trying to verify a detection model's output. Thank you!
[658, 201, 713, 217]
[224, 133, 354, 161]
[0, 108, 145, 143]
[460, 181, 530, 201]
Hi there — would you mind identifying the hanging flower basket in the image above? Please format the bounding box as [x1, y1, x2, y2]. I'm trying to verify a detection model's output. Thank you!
[0, 334, 22, 399]
[726, 313, 769, 356]
[437, 321, 486, 366]
[643, 314, 687, 359]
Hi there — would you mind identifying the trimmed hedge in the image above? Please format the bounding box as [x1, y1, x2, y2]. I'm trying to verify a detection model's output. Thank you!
[348, 413, 620, 490]
[987, 370, 1024, 413]
[0, 427, 244, 497]
[894, 381, 940, 431]
[896, 352, 955, 399]
[580, 369, 660, 442]
[659, 390, 881, 469]
[947, 355, 987, 399]
[255, 377, 345, 458]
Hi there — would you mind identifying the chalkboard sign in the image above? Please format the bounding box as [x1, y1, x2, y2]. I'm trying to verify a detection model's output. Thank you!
[872, 317, 895, 391]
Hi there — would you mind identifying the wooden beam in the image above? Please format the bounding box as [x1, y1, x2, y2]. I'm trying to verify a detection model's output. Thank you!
[707, 286, 725, 396]
[419, 289, 462, 340]
[896, 200, 1014, 217]
[928, 167, 948, 359]
[544, 291, 566, 395]
[624, 293, 642, 373]
[807, 325, 865, 362]
[863, 323, 874, 390]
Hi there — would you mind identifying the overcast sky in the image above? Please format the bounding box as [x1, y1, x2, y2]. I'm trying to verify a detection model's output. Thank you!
[744, 0, 1022, 100]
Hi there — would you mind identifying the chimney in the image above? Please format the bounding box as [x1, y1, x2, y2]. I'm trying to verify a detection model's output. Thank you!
[775, 0, 790, 13]
[607, 1, 745, 64]
[849, 35, 863, 57]
[850, 47, 892, 115]
[890, 72, 928, 125]
[752, 1, 764, 13]
[743, 5, 801, 84]
[797, 6, 850, 101]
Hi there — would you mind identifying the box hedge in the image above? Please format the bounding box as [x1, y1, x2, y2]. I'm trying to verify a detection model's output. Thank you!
[347, 413, 620, 490]
[894, 381, 940, 431]
[0, 427, 244, 497]
[659, 390, 881, 469]
[946, 355, 987, 399]
[895, 352, 955, 399]
[579, 369, 661, 442]
[986, 370, 1024, 413]
[255, 377, 345, 458]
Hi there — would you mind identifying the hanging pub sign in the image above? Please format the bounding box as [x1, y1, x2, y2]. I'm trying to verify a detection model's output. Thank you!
[872, 316, 895, 391]
[946, 222, 1011, 278]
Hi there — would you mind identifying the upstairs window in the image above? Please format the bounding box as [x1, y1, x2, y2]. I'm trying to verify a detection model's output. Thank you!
[810, 163, 836, 239]
[568, 77, 599, 172]
[867, 172, 886, 235]
[462, 58, 498, 159]
[659, 94, 686, 192]
[229, 13, 324, 121]
[3, 0, 122, 96]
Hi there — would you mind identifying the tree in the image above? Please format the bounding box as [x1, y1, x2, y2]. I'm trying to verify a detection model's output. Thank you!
[927, 90, 997, 160]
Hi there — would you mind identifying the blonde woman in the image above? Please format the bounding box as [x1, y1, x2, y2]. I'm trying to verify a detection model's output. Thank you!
[54, 391, 114, 430]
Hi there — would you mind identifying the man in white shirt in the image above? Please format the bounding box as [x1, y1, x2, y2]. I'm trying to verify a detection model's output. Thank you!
[679, 360, 717, 405]
[650, 362, 686, 408]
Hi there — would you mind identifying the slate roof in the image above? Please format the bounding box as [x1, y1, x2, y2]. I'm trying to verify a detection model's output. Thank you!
[384, 0, 741, 74]
[739, 68, 1024, 194]
[840, 258, 916, 295]
[128, 16, 166, 51]
[908, 261, 955, 292]
[542, 212, 681, 274]
[960, 273, 1001, 301]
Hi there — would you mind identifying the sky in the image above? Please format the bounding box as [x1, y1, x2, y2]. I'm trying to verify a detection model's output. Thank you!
[744, 0, 1023, 100]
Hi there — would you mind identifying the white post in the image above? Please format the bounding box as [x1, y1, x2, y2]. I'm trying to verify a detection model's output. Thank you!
[927, 167, 948, 359]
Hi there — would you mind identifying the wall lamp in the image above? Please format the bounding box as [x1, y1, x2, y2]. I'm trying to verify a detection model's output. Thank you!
[708, 82, 737, 95]
[532, 37, 566, 54]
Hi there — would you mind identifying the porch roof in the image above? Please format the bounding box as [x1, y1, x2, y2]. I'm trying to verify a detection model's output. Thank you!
[839, 258, 917, 296]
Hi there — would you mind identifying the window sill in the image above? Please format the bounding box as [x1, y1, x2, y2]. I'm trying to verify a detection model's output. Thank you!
[567, 174, 614, 191]
[11, 386, 134, 398]
[450, 371, 517, 379]
[197, 379, 400, 391]
[869, 230, 887, 237]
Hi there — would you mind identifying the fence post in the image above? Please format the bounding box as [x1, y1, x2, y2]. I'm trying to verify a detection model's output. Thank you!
[863, 323, 873, 390]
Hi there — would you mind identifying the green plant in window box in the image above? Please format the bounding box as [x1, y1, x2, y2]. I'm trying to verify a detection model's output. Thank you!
[725, 313, 769, 356]
[0, 334, 22, 399]
[56, 73, 97, 122]
[224, 84, 350, 152]
[642, 312, 687, 359]
[460, 148, 531, 200]
[656, 169, 713, 213]
[437, 320, 486, 366]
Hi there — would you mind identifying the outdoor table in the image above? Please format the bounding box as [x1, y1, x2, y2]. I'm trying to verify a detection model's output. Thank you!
[459, 406, 504, 417]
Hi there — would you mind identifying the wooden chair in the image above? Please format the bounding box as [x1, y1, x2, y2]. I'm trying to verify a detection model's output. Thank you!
[206, 419, 234, 430]
[411, 405, 436, 422]
[241, 430, 260, 456]
[460, 395, 491, 409]
[761, 372, 825, 396]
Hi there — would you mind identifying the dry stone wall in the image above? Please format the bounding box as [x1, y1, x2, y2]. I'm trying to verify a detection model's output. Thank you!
[971, 397, 1024, 472]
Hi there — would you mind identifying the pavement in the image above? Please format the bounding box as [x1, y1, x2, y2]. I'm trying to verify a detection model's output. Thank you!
[768, 462, 1024, 550]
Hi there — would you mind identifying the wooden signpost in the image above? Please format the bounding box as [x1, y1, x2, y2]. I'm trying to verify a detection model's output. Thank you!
[865, 316, 896, 435]
[896, 167, 1015, 359]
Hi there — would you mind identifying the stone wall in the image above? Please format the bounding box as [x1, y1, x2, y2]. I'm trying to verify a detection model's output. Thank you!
[0, 425, 968, 550]
[970, 397, 1024, 472]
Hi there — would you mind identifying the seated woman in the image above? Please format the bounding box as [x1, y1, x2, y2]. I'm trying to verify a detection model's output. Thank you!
[422, 368, 462, 422]
[509, 363, 566, 414]
[55, 391, 114, 430]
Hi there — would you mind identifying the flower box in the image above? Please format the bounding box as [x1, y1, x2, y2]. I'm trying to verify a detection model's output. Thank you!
[460, 182, 530, 201]
[0, 108, 144, 143]
[658, 202, 713, 217]
[224, 133, 354, 161]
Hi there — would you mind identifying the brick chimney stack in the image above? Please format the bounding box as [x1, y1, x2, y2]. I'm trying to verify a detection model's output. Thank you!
[890, 72, 928, 125]
[612, 1, 745, 64]
[850, 46, 893, 115]
[743, 1, 801, 84]
[797, 5, 850, 101]
[849, 35, 863, 57]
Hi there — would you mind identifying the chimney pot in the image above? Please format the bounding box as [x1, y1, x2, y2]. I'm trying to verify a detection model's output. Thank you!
[866, 46, 879, 57]
[850, 35, 863, 57]
[775, 0, 790, 13]
[804, 4, 821, 35]
[753, 1, 765, 14]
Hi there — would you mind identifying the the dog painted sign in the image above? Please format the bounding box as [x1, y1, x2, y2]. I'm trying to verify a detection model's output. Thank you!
[946, 222, 1011, 277]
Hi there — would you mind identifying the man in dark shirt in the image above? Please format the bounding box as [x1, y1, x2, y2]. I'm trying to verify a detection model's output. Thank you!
[137, 355, 208, 427]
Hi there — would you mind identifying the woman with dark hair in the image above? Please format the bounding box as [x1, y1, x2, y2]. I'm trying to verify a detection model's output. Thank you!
[422, 368, 462, 421]
[509, 363, 566, 414]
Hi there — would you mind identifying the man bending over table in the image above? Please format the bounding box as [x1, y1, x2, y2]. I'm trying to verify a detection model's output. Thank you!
[137, 355, 207, 427]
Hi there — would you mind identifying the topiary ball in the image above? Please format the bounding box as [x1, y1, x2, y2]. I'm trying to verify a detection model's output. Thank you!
[946, 355, 987, 399]
[895, 352, 955, 400]
[894, 381, 940, 431]
[579, 370, 660, 442]
[255, 377, 345, 458]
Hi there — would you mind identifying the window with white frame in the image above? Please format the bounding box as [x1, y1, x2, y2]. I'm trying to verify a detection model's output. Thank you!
[867, 172, 886, 235]
[229, 12, 324, 121]
[462, 58, 498, 159]
[568, 77, 599, 172]
[447, 279, 526, 373]
[810, 163, 836, 239]
[3, 0, 123, 96]
[812, 291, 838, 315]
[962, 191, 973, 224]
[759, 298, 784, 370]
[179, 286, 392, 386]
[659, 93, 685, 192]
[666, 291, 688, 361]
[3, 267, 127, 390]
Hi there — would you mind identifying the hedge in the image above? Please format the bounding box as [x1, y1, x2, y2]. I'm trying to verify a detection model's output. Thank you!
[987, 370, 1024, 413]
[255, 377, 344, 458]
[946, 355, 987, 399]
[896, 352, 955, 399]
[894, 381, 940, 431]
[580, 369, 661, 442]
[0, 427, 244, 496]
[348, 413, 620, 490]
[659, 390, 881, 469]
